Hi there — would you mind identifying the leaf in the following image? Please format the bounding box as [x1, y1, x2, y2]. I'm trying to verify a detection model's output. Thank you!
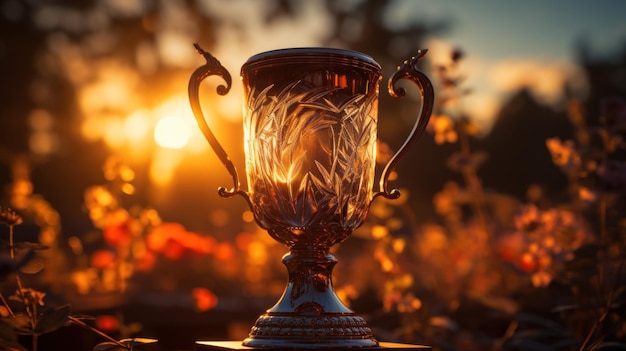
[120, 338, 158, 346]
[515, 312, 566, 334]
[592, 342, 626, 350]
[0, 320, 25, 351]
[0, 318, 18, 342]
[35, 304, 70, 334]
[14, 242, 50, 251]
[4, 314, 32, 335]
[19, 259, 44, 274]
[93, 341, 127, 351]
[93, 338, 158, 351]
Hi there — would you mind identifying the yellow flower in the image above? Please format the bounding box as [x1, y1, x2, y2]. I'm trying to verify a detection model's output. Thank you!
[545, 137, 580, 170]
[428, 114, 458, 144]
[514, 204, 540, 231]
[531, 270, 552, 288]
[12, 288, 46, 306]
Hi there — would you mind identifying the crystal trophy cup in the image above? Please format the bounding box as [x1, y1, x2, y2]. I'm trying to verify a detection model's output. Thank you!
[188, 44, 434, 348]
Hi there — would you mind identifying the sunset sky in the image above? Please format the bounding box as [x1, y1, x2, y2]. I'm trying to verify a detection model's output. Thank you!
[196, 0, 626, 131]
[392, 0, 626, 130]
[20, 0, 625, 188]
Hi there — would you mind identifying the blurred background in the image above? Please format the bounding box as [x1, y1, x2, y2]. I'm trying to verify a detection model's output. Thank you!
[0, 1, 625, 350]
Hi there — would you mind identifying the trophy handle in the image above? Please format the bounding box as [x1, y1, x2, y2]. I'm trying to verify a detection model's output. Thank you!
[188, 43, 249, 201]
[374, 50, 434, 200]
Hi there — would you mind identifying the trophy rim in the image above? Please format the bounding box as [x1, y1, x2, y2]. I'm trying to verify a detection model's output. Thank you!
[242, 47, 382, 72]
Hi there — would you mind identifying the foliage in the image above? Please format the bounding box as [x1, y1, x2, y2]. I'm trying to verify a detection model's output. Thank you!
[341, 48, 626, 351]
[0, 206, 158, 351]
[69, 155, 285, 302]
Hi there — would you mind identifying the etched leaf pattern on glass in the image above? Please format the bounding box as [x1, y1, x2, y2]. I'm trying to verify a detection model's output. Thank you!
[244, 80, 377, 244]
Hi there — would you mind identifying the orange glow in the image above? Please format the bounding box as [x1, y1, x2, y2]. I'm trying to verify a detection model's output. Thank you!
[375, 248, 395, 272]
[28, 108, 59, 155]
[90, 249, 116, 269]
[154, 115, 192, 149]
[163, 239, 185, 260]
[68, 236, 83, 255]
[120, 183, 135, 195]
[247, 241, 267, 263]
[215, 242, 235, 261]
[28, 109, 54, 130]
[102, 209, 132, 247]
[235, 232, 255, 251]
[79, 63, 138, 113]
[149, 149, 183, 186]
[146, 222, 218, 258]
[95, 315, 119, 332]
[242, 211, 255, 223]
[371, 225, 388, 239]
[197, 236, 218, 255]
[29, 131, 59, 155]
[123, 109, 152, 142]
[392, 238, 406, 253]
[192, 287, 218, 312]
[134, 251, 157, 271]
[380, 258, 394, 272]
[520, 253, 536, 272]
[210, 209, 229, 227]
[146, 222, 186, 251]
[103, 118, 126, 148]
[335, 285, 358, 307]
[157, 31, 197, 68]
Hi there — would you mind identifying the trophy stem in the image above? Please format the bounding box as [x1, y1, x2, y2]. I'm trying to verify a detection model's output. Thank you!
[242, 246, 379, 348]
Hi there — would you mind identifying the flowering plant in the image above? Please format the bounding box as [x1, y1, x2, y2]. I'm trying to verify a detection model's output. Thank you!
[336, 48, 626, 351]
[0, 206, 161, 351]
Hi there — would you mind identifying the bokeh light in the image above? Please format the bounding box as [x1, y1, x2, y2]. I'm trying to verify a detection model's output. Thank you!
[154, 116, 192, 150]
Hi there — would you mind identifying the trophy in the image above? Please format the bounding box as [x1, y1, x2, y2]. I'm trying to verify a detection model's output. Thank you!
[188, 44, 433, 349]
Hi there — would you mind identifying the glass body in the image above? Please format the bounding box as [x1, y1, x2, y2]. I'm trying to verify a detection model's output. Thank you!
[241, 48, 382, 249]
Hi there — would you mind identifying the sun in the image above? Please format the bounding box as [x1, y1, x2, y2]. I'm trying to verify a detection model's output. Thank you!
[153, 116, 192, 149]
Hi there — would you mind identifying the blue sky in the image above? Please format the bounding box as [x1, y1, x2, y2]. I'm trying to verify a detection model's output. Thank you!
[396, 0, 626, 61]
[383, 0, 626, 130]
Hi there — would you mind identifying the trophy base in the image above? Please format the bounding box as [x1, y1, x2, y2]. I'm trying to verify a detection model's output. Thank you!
[196, 340, 431, 350]
[242, 312, 377, 348]
[237, 251, 379, 348]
